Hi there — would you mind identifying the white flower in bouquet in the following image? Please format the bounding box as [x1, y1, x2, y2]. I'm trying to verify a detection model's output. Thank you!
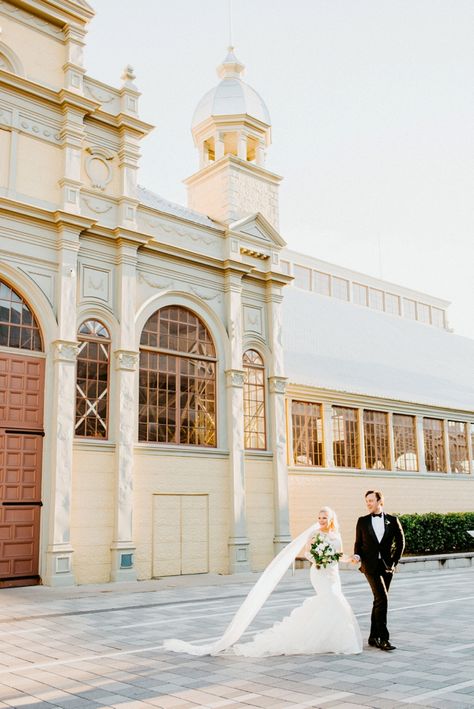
[309, 533, 343, 569]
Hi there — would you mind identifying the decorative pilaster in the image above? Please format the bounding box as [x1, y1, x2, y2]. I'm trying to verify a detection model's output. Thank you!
[111, 349, 139, 581]
[43, 216, 91, 585]
[225, 269, 250, 572]
[110, 239, 139, 581]
[443, 420, 452, 474]
[358, 408, 367, 469]
[266, 283, 291, 553]
[415, 416, 427, 473]
[387, 412, 396, 471]
[43, 339, 79, 586]
[322, 403, 335, 468]
[117, 67, 141, 229]
[63, 26, 86, 94]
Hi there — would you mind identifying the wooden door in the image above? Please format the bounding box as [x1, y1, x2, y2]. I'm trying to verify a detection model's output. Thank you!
[0, 353, 44, 588]
[152, 494, 209, 577]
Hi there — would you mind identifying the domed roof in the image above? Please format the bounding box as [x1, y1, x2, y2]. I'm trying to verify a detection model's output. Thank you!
[192, 48, 271, 129]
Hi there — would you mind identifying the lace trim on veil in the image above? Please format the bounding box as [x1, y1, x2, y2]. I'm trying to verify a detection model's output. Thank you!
[163, 523, 319, 656]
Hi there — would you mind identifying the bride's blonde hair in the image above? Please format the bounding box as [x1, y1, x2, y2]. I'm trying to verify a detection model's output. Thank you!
[319, 506, 339, 532]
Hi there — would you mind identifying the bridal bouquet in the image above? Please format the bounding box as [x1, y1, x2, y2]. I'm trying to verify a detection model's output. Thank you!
[309, 534, 343, 569]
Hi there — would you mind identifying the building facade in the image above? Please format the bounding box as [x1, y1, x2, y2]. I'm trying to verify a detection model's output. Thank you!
[0, 0, 473, 588]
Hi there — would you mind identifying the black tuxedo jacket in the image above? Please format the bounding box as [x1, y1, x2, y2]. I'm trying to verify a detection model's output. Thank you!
[354, 513, 405, 575]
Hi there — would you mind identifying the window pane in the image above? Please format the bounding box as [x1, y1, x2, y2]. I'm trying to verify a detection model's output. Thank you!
[403, 299, 417, 320]
[353, 283, 368, 306]
[293, 265, 311, 290]
[313, 271, 330, 296]
[393, 414, 417, 471]
[423, 418, 446, 472]
[139, 307, 216, 446]
[369, 288, 384, 311]
[292, 401, 324, 466]
[243, 350, 266, 450]
[332, 406, 359, 468]
[332, 276, 349, 301]
[385, 293, 400, 315]
[448, 421, 469, 473]
[417, 303, 431, 324]
[0, 280, 42, 351]
[75, 323, 110, 439]
[431, 307, 445, 328]
[363, 410, 390, 470]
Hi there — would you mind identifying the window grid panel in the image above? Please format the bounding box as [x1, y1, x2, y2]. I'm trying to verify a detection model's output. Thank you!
[293, 265, 312, 290]
[448, 421, 469, 473]
[353, 283, 368, 306]
[417, 302, 431, 324]
[363, 410, 390, 470]
[385, 292, 401, 315]
[75, 320, 110, 439]
[139, 307, 216, 447]
[332, 276, 349, 301]
[292, 401, 324, 467]
[369, 288, 384, 311]
[313, 270, 330, 296]
[243, 350, 266, 450]
[0, 280, 43, 351]
[332, 406, 360, 468]
[393, 414, 418, 471]
[403, 298, 417, 320]
[423, 418, 446, 472]
[431, 307, 445, 328]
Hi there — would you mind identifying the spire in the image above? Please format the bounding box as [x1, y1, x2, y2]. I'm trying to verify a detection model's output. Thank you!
[217, 47, 245, 80]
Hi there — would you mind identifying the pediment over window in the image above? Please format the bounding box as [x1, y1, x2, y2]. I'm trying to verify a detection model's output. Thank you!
[229, 212, 286, 249]
[0, 43, 24, 76]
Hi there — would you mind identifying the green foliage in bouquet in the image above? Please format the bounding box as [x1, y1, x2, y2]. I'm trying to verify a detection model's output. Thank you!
[398, 512, 474, 555]
[309, 533, 343, 569]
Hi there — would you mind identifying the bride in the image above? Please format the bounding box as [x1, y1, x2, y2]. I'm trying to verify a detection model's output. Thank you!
[164, 507, 362, 657]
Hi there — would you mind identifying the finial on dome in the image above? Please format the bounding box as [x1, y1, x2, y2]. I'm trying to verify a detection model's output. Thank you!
[121, 64, 137, 89]
[217, 46, 245, 79]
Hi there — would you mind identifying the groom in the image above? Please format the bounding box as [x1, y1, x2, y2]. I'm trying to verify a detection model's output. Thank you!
[351, 490, 405, 651]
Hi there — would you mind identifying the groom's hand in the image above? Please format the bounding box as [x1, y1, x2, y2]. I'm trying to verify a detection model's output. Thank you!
[348, 555, 360, 565]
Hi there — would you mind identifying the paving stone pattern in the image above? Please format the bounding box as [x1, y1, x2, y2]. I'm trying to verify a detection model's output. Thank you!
[0, 567, 473, 708]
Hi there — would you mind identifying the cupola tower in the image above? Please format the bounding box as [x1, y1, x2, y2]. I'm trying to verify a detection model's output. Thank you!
[185, 48, 282, 228]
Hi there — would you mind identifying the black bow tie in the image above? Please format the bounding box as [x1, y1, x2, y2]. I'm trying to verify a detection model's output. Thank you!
[371, 513, 383, 518]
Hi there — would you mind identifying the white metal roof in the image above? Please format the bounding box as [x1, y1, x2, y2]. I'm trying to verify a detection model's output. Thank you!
[282, 286, 474, 412]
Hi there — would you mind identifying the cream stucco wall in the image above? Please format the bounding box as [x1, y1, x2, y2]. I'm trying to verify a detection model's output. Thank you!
[245, 457, 275, 571]
[0, 15, 65, 88]
[133, 451, 231, 579]
[71, 447, 115, 584]
[289, 471, 474, 553]
[16, 135, 62, 204]
[0, 129, 11, 187]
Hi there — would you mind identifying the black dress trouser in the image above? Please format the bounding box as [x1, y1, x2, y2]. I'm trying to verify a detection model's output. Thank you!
[364, 561, 394, 641]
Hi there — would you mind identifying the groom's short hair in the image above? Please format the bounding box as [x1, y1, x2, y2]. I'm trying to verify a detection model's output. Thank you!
[365, 489, 383, 502]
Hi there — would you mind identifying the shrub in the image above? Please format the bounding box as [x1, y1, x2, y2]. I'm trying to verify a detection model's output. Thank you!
[397, 512, 474, 555]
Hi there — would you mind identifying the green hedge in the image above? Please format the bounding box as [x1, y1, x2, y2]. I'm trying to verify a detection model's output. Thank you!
[397, 512, 474, 555]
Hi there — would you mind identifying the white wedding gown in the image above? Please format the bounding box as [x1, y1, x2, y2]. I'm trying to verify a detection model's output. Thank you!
[164, 526, 362, 657]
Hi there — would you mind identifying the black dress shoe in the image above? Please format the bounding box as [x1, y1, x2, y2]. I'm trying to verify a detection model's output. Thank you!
[379, 640, 396, 651]
[368, 637, 380, 647]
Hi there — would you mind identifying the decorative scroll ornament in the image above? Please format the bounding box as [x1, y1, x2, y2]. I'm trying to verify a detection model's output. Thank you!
[52, 340, 79, 362]
[85, 146, 114, 190]
[225, 369, 245, 388]
[115, 350, 139, 371]
[269, 376, 287, 394]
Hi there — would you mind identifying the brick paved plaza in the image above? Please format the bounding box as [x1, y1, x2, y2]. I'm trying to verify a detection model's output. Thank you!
[0, 567, 473, 709]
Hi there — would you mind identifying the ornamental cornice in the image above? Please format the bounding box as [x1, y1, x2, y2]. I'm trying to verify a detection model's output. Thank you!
[114, 350, 139, 371]
[268, 376, 288, 394]
[225, 369, 245, 388]
[52, 339, 79, 362]
[0, 1, 65, 41]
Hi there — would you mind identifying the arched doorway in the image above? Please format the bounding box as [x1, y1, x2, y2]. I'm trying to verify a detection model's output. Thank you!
[0, 280, 44, 587]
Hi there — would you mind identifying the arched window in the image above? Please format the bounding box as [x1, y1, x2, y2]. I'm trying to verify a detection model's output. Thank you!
[139, 306, 216, 446]
[75, 320, 110, 438]
[0, 280, 42, 351]
[243, 349, 266, 450]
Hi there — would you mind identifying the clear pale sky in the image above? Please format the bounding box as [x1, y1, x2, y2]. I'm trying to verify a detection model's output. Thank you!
[85, 1, 474, 339]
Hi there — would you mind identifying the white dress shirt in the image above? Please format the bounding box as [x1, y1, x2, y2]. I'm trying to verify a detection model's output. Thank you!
[372, 513, 385, 543]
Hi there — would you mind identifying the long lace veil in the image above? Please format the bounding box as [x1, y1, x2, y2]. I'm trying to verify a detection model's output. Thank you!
[163, 522, 319, 656]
